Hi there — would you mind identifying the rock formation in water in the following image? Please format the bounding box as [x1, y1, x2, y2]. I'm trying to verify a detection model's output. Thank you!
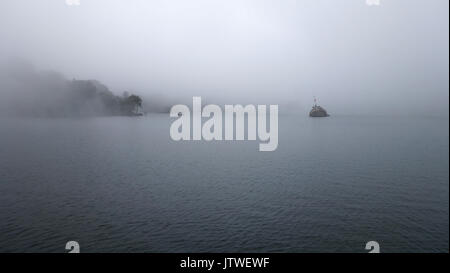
[309, 98, 330, 117]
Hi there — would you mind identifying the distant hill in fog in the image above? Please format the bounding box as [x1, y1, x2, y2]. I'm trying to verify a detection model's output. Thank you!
[0, 60, 143, 117]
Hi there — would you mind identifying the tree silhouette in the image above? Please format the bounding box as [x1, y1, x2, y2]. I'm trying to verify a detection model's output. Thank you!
[120, 93, 143, 115]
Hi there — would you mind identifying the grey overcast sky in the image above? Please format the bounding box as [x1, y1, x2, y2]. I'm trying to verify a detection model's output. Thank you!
[0, 0, 448, 115]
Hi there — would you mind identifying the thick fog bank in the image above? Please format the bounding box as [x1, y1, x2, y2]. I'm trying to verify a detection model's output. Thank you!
[0, 59, 148, 117]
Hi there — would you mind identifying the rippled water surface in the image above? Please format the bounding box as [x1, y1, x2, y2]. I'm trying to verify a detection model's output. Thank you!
[0, 115, 448, 252]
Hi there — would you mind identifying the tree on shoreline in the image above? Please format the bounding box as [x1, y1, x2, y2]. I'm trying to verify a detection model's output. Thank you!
[120, 93, 143, 115]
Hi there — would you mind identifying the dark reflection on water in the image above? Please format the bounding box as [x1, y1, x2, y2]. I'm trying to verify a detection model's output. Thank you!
[0, 115, 448, 252]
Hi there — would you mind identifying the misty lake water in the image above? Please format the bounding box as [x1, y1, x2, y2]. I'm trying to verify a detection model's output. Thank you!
[0, 115, 448, 252]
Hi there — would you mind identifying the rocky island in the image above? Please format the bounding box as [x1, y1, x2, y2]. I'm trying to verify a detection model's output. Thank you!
[309, 98, 330, 117]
